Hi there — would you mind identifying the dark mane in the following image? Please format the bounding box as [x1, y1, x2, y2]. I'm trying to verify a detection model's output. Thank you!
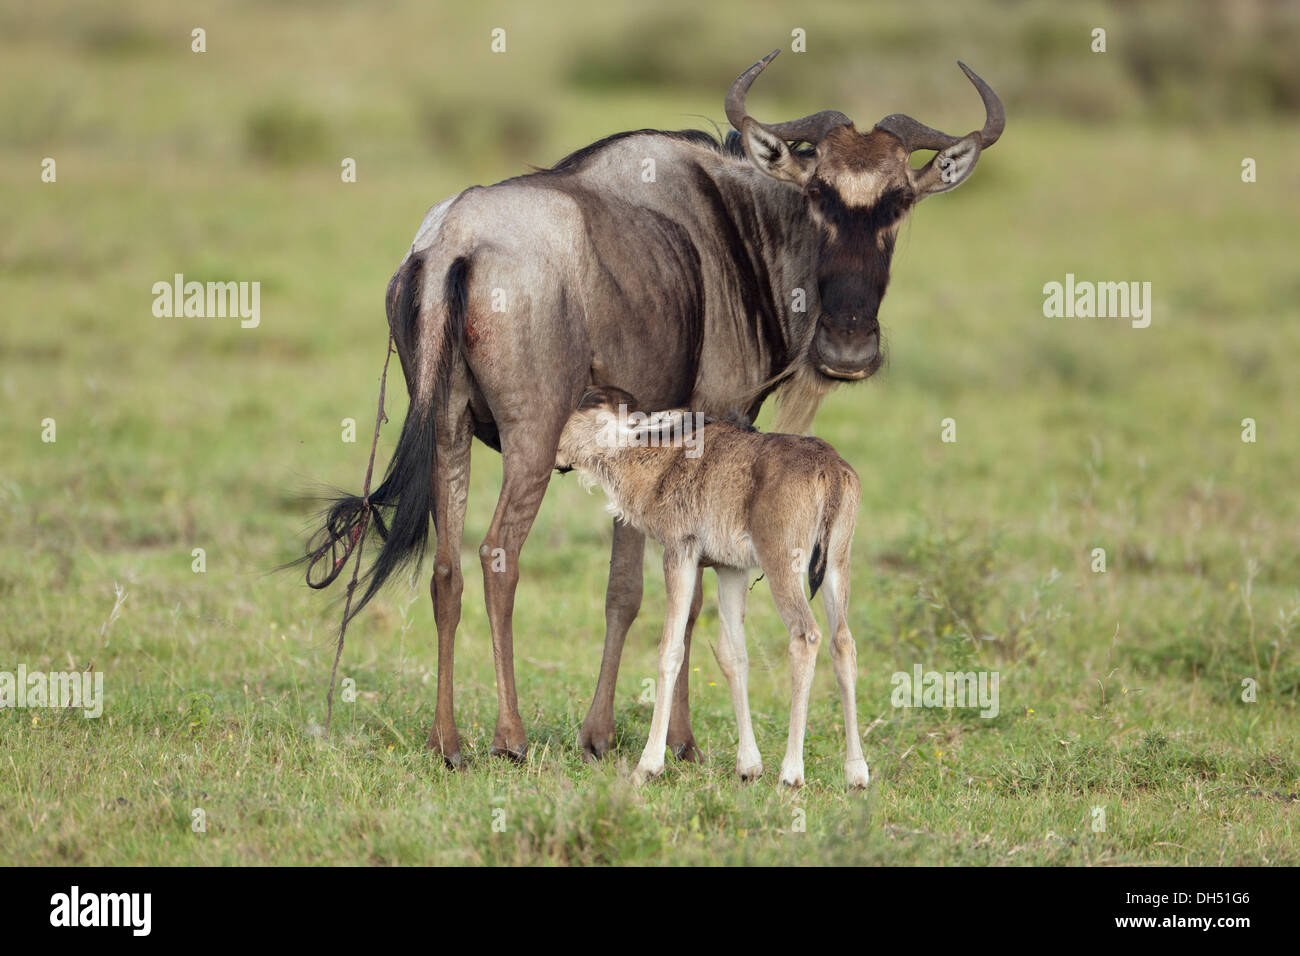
[541, 128, 745, 175]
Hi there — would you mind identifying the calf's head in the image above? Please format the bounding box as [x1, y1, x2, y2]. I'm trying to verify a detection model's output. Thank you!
[556, 387, 703, 474]
[726, 50, 1004, 381]
[555, 386, 639, 473]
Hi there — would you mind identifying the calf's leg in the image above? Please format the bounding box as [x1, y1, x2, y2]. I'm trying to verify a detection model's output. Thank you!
[632, 551, 698, 785]
[820, 557, 869, 790]
[764, 564, 821, 788]
[714, 566, 762, 780]
[666, 567, 704, 762]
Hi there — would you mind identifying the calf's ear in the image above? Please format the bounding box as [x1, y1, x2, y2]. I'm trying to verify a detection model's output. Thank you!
[579, 385, 640, 412]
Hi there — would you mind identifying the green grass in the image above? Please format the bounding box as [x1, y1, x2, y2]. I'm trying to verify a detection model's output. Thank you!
[2, 0, 1298, 865]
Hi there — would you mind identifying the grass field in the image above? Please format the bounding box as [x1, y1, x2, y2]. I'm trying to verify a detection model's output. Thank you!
[2, 1, 1298, 865]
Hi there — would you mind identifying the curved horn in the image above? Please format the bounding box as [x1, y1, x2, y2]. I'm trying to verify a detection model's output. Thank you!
[958, 61, 1004, 147]
[726, 49, 852, 144]
[874, 114, 960, 153]
[876, 61, 1005, 151]
[725, 49, 780, 131]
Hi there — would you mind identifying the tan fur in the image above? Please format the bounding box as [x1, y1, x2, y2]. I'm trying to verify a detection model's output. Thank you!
[773, 363, 838, 435]
[557, 387, 870, 789]
[815, 126, 912, 207]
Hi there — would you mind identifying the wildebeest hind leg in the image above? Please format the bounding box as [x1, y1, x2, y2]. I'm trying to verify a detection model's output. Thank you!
[426, 402, 473, 768]
[479, 424, 561, 762]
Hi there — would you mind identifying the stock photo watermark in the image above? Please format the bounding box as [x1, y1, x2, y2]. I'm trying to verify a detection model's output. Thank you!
[890, 664, 999, 718]
[1042, 273, 1152, 328]
[597, 403, 706, 458]
[49, 886, 150, 936]
[152, 274, 260, 328]
[0, 665, 103, 718]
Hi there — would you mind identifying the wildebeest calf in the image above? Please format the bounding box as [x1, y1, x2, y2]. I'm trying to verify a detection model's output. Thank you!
[555, 386, 869, 789]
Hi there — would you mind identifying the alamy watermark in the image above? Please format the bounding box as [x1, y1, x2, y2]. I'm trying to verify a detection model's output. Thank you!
[0, 665, 103, 718]
[890, 664, 999, 718]
[598, 403, 705, 458]
[1042, 273, 1152, 328]
[152, 273, 260, 328]
[50, 886, 150, 936]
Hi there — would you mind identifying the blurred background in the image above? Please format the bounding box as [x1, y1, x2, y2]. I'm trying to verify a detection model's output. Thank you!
[1, 0, 1298, 864]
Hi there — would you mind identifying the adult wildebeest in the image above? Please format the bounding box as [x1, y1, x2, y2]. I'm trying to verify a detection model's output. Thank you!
[554, 387, 866, 788]
[306, 49, 1003, 767]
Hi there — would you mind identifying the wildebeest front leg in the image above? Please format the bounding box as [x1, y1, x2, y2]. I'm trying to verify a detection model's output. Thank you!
[666, 566, 704, 762]
[579, 520, 644, 760]
[632, 551, 698, 785]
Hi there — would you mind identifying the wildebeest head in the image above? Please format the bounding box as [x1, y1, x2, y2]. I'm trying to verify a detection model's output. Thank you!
[726, 50, 1005, 382]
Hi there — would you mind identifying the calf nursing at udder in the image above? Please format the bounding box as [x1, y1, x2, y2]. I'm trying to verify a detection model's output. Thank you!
[555, 386, 869, 789]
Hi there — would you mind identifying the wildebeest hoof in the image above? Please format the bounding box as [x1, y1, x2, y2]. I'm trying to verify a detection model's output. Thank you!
[426, 731, 463, 770]
[738, 763, 764, 782]
[579, 726, 614, 762]
[489, 743, 527, 763]
[779, 764, 805, 789]
[669, 739, 702, 763]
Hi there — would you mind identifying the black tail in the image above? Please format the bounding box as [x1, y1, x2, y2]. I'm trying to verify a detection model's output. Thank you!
[807, 480, 842, 600]
[302, 253, 470, 624]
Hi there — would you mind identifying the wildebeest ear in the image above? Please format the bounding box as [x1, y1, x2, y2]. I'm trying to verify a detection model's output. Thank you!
[741, 117, 813, 186]
[907, 133, 981, 200]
